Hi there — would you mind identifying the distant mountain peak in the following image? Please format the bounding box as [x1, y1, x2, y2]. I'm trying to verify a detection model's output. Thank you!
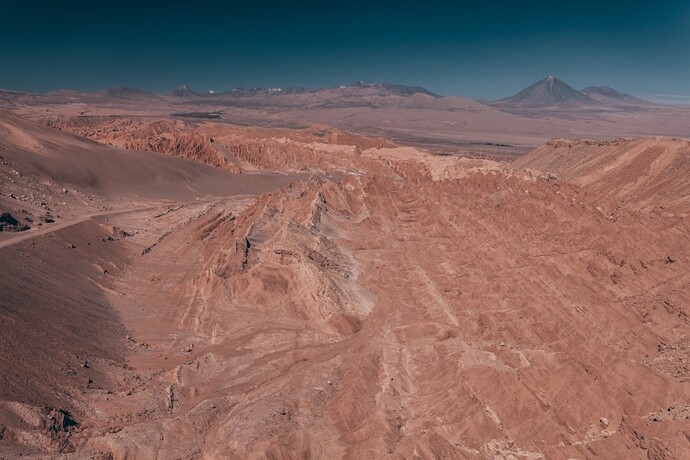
[99, 86, 154, 98]
[349, 81, 440, 98]
[169, 85, 199, 97]
[580, 86, 650, 106]
[491, 76, 597, 109]
[582, 85, 615, 93]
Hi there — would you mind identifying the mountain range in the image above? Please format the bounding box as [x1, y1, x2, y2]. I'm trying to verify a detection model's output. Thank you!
[490, 76, 651, 109]
[161, 81, 439, 99]
[0, 78, 658, 111]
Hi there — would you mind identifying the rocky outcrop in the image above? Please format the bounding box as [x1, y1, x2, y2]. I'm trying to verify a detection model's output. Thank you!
[47, 117, 241, 173]
[514, 137, 690, 212]
[0, 212, 29, 232]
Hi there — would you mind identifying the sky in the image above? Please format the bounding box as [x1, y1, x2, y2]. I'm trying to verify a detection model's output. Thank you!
[1, 0, 689, 100]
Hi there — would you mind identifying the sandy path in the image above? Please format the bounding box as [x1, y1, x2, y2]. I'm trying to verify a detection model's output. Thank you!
[0, 202, 193, 250]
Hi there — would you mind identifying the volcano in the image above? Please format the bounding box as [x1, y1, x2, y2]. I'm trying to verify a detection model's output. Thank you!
[167, 84, 200, 97]
[491, 76, 598, 109]
[581, 86, 651, 107]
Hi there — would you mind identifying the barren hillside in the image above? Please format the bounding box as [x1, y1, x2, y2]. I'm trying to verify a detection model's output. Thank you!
[0, 109, 688, 458]
[514, 137, 690, 212]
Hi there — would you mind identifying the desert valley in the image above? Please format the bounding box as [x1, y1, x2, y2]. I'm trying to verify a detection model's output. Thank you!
[1, 74, 689, 460]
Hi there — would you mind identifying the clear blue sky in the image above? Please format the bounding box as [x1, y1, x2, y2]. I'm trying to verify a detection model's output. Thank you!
[1, 1, 689, 100]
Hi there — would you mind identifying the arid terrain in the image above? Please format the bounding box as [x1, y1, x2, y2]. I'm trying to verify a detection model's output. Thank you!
[1, 80, 689, 459]
[4, 78, 690, 158]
